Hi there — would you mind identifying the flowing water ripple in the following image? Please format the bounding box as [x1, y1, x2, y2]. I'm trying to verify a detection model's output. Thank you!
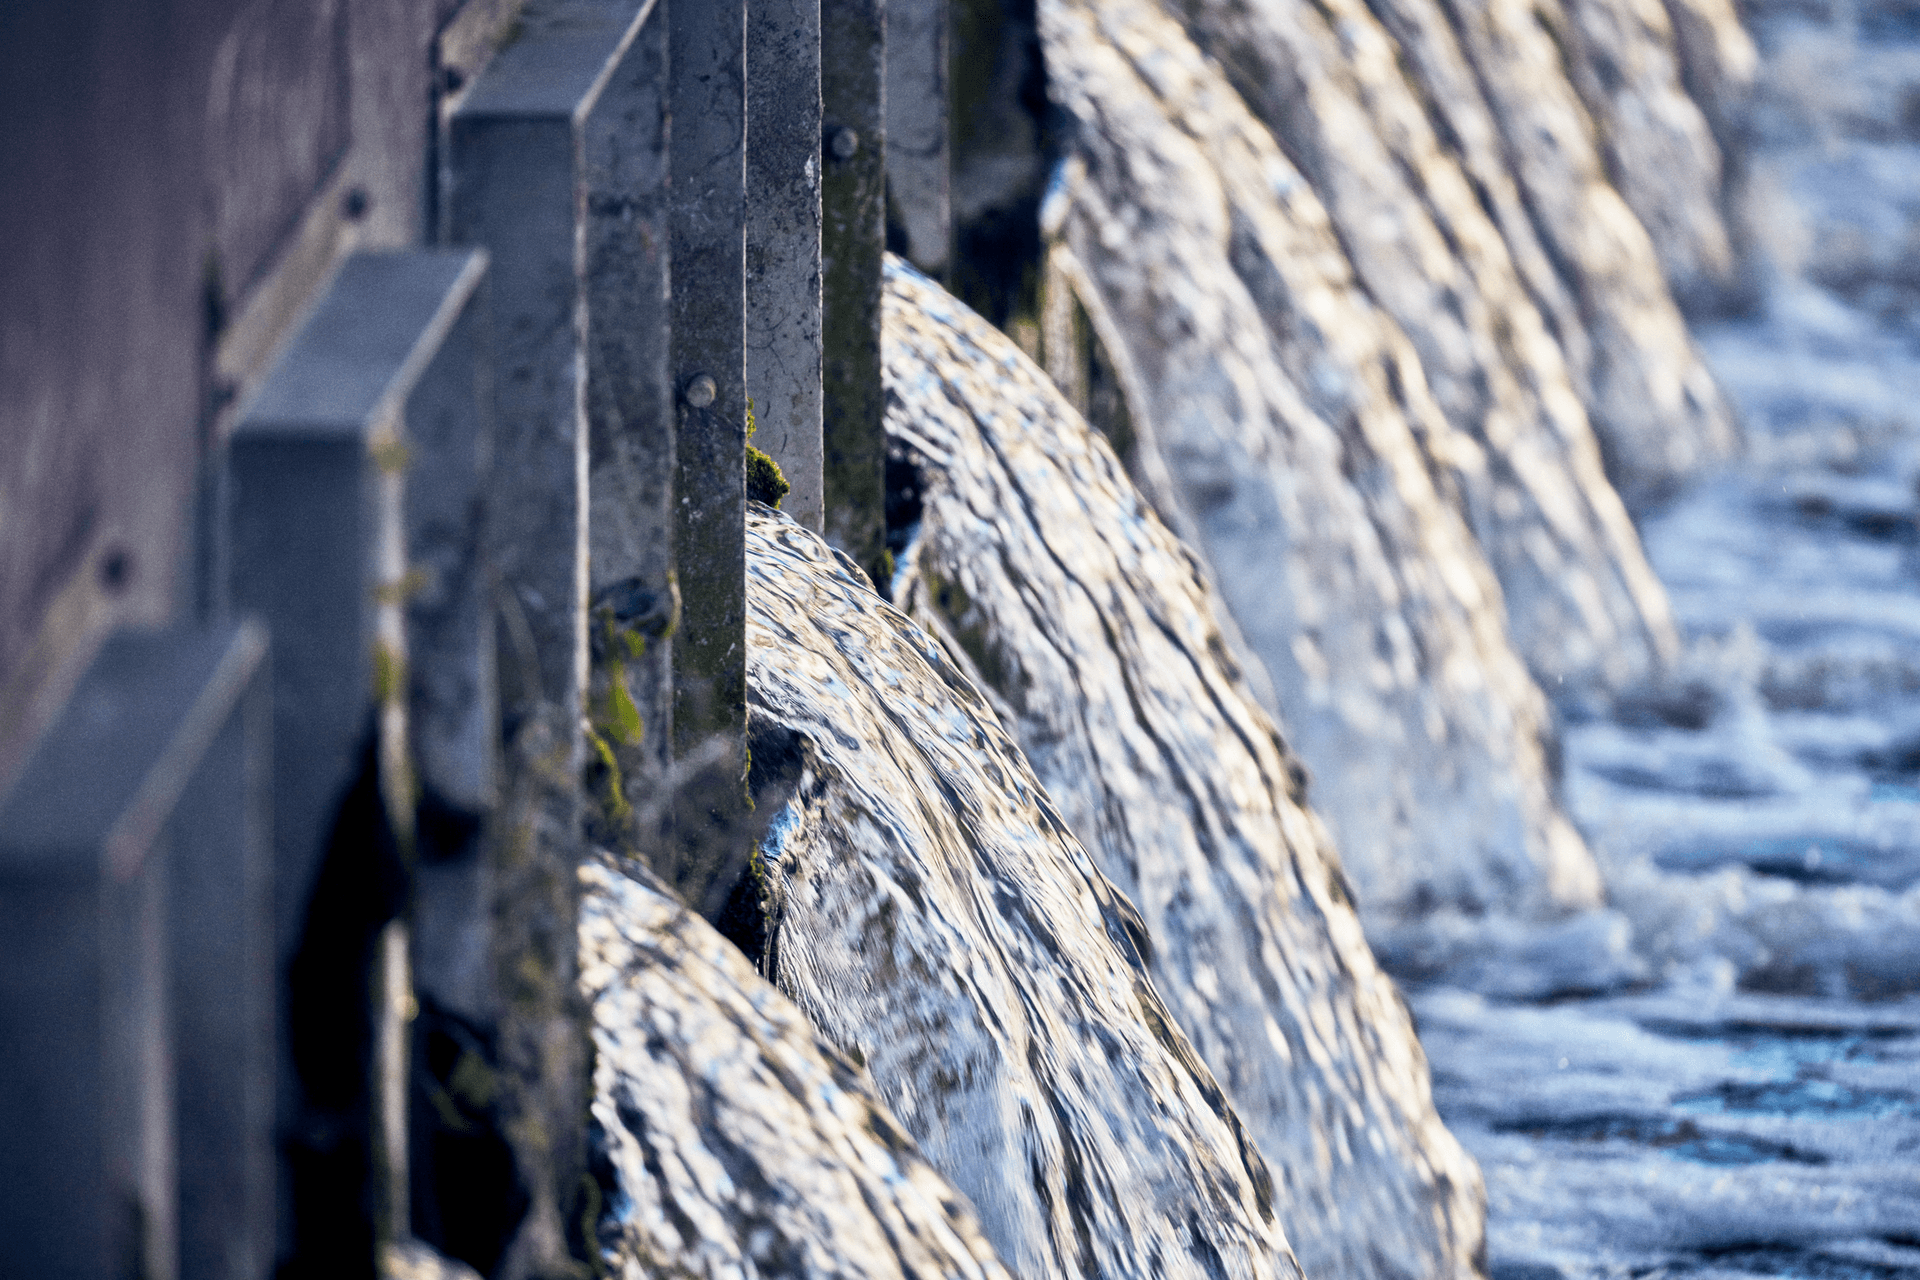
[582, 857, 1017, 1277]
[882, 258, 1486, 1280]
[745, 509, 1296, 1280]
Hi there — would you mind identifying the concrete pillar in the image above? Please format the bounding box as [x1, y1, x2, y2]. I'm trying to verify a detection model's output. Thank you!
[582, 0, 677, 811]
[747, 0, 826, 530]
[445, 16, 605, 745]
[227, 247, 489, 1273]
[0, 621, 270, 1280]
[442, 6, 661, 1270]
[667, 0, 755, 913]
[822, 0, 890, 585]
[887, 0, 949, 276]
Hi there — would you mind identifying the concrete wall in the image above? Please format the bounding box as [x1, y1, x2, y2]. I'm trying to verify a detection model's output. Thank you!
[0, 0, 463, 788]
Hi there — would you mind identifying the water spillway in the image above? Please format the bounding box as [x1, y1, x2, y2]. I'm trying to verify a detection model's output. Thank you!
[1408, 6, 1920, 1271]
[742, 506, 1294, 1278]
[883, 259, 1484, 1280]
[24, 0, 1920, 1271]
[579, 0, 1920, 1274]
[583, 857, 1015, 1277]
[1037, 0, 1612, 954]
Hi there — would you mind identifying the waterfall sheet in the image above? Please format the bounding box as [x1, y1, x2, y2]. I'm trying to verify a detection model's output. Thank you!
[584, 855, 1017, 1277]
[884, 257, 1485, 1280]
[745, 508, 1296, 1280]
[1037, 0, 1607, 942]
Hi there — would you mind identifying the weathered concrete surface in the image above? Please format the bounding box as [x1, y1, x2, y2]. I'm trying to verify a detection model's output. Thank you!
[670, 0, 750, 760]
[583, 856, 1016, 1278]
[821, 0, 890, 582]
[663, 0, 753, 973]
[746, 0, 825, 530]
[228, 248, 492, 1275]
[442, 12, 671, 1271]
[0, 622, 270, 1280]
[0, 0, 442, 792]
[447, 13, 596, 734]
[230, 248, 485, 1004]
[747, 509, 1299, 1280]
[583, 0, 675, 814]
[1040, 0, 1605, 936]
[886, 0, 951, 275]
[1166, 0, 1680, 690]
[885, 261, 1487, 1280]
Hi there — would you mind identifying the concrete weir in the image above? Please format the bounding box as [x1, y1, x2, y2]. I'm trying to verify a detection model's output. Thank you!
[0, 0, 902, 1272]
[4, 0, 1828, 1276]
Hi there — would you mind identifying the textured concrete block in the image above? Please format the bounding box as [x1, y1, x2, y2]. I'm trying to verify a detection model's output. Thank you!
[227, 247, 488, 1270]
[747, 0, 825, 530]
[229, 248, 488, 965]
[887, 0, 950, 275]
[440, 10, 662, 1271]
[669, 0, 749, 756]
[582, 0, 677, 801]
[0, 622, 269, 1280]
[822, 0, 889, 583]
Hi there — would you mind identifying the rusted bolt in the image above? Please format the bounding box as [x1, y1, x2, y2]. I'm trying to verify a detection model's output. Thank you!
[830, 127, 860, 160]
[685, 374, 718, 408]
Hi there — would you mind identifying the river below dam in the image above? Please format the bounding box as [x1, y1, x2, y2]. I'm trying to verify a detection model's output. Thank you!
[1416, 318, 1920, 1278]
[1417, 372, 1920, 1276]
[1415, 4, 1920, 1275]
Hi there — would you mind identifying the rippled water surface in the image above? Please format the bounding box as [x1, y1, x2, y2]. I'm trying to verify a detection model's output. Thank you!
[743, 509, 1294, 1279]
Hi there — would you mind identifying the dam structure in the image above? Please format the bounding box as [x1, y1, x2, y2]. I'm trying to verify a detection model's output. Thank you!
[3, 0, 1919, 1277]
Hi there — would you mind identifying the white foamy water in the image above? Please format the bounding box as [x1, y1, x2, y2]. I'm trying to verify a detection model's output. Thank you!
[579, 0, 1920, 1272]
[883, 259, 1485, 1280]
[1414, 5, 1920, 1275]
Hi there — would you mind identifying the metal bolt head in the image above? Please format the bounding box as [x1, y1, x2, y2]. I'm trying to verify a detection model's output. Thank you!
[830, 127, 860, 160]
[97, 545, 133, 594]
[685, 374, 718, 408]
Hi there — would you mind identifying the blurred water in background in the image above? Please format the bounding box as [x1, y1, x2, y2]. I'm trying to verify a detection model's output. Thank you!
[1422, 4, 1920, 1276]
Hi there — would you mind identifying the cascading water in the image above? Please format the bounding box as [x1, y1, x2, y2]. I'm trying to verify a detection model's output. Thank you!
[1412, 3, 1920, 1273]
[1036, 0, 1618, 969]
[583, 0, 1920, 1274]
[583, 857, 1015, 1277]
[882, 259, 1483, 1280]
[739, 505, 1295, 1278]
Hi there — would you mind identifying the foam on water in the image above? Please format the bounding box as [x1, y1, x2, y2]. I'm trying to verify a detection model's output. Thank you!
[1408, 4, 1920, 1274]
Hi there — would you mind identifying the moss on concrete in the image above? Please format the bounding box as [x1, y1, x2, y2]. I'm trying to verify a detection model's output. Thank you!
[746, 400, 791, 507]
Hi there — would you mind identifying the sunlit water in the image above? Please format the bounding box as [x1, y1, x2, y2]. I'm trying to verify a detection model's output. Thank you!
[1413, 6, 1920, 1276]
[588, 6, 1920, 1259]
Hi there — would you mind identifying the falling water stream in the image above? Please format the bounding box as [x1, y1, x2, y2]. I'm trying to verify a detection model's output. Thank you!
[1409, 2, 1920, 1275]
[587, 0, 1920, 1274]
